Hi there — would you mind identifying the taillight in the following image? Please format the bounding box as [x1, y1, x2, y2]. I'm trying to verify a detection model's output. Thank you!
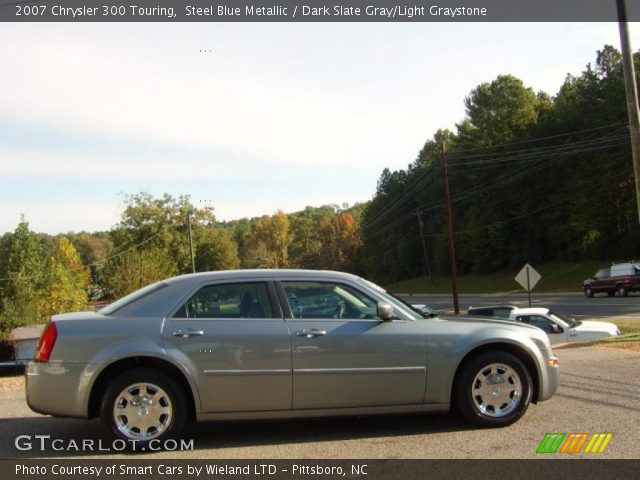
[35, 321, 58, 362]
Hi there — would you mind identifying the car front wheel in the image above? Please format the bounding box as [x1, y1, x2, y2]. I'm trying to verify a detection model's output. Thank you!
[100, 368, 188, 446]
[584, 285, 594, 298]
[454, 351, 532, 427]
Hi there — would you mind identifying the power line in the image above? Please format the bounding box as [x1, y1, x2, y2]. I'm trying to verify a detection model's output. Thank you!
[361, 137, 630, 243]
[361, 163, 442, 232]
[362, 124, 629, 235]
[446, 120, 629, 158]
[447, 131, 630, 167]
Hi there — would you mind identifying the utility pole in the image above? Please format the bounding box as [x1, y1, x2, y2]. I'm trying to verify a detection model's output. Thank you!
[187, 209, 196, 273]
[442, 142, 460, 314]
[617, 0, 640, 224]
[415, 208, 433, 282]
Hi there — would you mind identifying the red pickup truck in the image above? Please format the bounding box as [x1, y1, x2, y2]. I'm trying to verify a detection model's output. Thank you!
[583, 262, 640, 297]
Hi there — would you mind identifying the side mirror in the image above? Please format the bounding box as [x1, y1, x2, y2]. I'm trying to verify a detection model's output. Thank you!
[377, 302, 395, 321]
[550, 324, 563, 334]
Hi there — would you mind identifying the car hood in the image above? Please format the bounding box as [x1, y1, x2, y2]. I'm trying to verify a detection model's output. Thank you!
[573, 320, 620, 335]
[442, 315, 544, 334]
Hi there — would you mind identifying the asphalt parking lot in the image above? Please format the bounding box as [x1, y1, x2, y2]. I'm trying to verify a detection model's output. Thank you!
[0, 345, 638, 459]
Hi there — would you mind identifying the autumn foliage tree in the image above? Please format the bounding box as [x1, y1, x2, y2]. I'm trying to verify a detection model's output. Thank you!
[244, 211, 293, 268]
[318, 213, 362, 272]
[41, 237, 90, 318]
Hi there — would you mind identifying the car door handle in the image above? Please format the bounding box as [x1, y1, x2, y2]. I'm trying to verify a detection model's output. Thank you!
[172, 329, 205, 338]
[296, 329, 327, 338]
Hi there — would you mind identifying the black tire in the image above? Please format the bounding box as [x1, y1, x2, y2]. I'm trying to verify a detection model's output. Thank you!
[454, 351, 532, 428]
[607, 290, 615, 297]
[100, 367, 188, 447]
[617, 284, 628, 297]
[584, 285, 594, 298]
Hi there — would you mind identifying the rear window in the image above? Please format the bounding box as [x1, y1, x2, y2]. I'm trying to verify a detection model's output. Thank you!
[469, 308, 493, 316]
[100, 282, 168, 315]
[612, 265, 634, 277]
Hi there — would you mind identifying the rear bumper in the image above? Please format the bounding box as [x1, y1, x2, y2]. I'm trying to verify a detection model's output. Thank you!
[25, 361, 89, 418]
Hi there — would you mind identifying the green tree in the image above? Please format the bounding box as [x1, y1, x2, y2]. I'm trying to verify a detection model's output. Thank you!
[196, 228, 237, 272]
[112, 192, 215, 275]
[457, 74, 539, 146]
[0, 217, 48, 335]
[288, 205, 335, 266]
[101, 247, 176, 299]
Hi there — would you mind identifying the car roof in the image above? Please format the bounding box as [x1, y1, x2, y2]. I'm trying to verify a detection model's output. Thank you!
[468, 305, 517, 310]
[511, 307, 550, 315]
[163, 269, 364, 284]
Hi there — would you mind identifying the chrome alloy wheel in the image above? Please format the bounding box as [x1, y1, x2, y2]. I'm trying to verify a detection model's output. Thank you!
[113, 383, 172, 441]
[471, 363, 521, 417]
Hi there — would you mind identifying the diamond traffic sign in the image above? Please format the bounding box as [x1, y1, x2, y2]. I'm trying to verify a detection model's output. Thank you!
[515, 263, 541, 292]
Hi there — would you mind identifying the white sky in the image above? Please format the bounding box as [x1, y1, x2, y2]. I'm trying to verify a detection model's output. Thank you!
[0, 22, 638, 234]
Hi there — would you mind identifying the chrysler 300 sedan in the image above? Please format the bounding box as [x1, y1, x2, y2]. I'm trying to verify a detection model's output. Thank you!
[26, 270, 559, 445]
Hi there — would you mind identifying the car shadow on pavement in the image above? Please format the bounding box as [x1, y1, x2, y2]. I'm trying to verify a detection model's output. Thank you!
[0, 413, 471, 458]
[186, 413, 470, 451]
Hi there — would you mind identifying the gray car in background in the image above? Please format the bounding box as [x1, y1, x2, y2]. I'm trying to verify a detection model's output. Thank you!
[26, 270, 559, 446]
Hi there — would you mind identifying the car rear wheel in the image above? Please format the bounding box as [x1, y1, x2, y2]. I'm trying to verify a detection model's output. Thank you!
[617, 284, 628, 297]
[454, 351, 532, 427]
[100, 368, 188, 446]
[584, 286, 594, 298]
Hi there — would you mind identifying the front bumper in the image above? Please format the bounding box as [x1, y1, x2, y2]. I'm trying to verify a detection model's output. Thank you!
[537, 353, 560, 402]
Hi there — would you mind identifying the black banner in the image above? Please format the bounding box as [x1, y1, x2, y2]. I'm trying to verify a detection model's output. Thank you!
[3, 459, 640, 480]
[2, 0, 640, 22]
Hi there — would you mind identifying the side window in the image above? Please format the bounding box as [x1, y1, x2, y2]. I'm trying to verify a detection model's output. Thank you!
[527, 315, 555, 333]
[174, 282, 273, 319]
[493, 308, 511, 318]
[282, 281, 379, 320]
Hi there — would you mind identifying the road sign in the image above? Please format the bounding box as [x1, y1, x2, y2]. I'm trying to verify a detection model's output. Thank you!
[515, 264, 541, 306]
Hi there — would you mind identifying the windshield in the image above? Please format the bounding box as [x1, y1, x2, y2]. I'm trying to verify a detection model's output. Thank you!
[387, 293, 435, 318]
[100, 281, 167, 315]
[361, 279, 425, 318]
[549, 311, 577, 328]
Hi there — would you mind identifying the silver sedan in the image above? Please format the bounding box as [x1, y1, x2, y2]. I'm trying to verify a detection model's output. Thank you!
[26, 270, 559, 446]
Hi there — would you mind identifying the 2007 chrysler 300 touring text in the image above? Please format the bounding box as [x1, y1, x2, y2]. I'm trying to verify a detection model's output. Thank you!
[26, 270, 559, 445]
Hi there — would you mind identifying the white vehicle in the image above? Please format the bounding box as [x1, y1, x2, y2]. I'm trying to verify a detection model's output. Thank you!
[509, 308, 620, 345]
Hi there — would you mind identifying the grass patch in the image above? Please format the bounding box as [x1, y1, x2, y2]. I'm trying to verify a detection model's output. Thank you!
[602, 319, 640, 343]
[572, 318, 640, 352]
[386, 260, 608, 294]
